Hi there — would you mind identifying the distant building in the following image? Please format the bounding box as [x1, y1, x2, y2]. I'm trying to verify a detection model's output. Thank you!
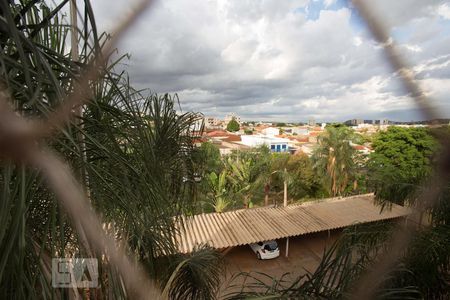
[308, 118, 316, 127]
[291, 127, 309, 135]
[350, 142, 372, 155]
[224, 113, 241, 125]
[240, 135, 290, 153]
[344, 119, 363, 126]
[261, 127, 280, 136]
[204, 116, 222, 129]
[374, 119, 390, 125]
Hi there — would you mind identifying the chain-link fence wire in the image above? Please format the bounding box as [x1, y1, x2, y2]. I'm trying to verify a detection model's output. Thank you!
[350, 1, 450, 298]
[0, 0, 448, 299]
[0, 0, 160, 299]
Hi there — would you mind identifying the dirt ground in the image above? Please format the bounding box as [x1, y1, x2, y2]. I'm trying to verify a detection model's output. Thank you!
[218, 230, 342, 297]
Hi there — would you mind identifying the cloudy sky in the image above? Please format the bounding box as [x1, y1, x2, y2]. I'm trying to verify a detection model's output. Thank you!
[90, 0, 450, 122]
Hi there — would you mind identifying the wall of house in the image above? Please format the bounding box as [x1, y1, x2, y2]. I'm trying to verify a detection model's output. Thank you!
[261, 127, 280, 136]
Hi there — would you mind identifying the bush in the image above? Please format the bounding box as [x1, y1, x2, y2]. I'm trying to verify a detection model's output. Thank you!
[226, 118, 240, 132]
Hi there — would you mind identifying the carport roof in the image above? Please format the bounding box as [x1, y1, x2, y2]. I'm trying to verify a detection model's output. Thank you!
[175, 194, 410, 254]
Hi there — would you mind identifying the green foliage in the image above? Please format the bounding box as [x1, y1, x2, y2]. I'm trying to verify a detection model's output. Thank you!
[226, 157, 253, 206]
[363, 127, 450, 298]
[276, 122, 287, 127]
[227, 222, 419, 299]
[312, 126, 356, 196]
[244, 129, 253, 135]
[198, 145, 327, 207]
[368, 127, 437, 205]
[229, 147, 272, 205]
[230, 126, 450, 299]
[162, 245, 224, 300]
[326, 123, 348, 128]
[265, 153, 326, 204]
[287, 154, 327, 200]
[350, 132, 366, 145]
[396, 224, 450, 298]
[207, 171, 230, 212]
[0, 1, 98, 297]
[0, 1, 224, 299]
[86, 92, 203, 259]
[226, 117, 240, 132]
[195, 142, 222, 175]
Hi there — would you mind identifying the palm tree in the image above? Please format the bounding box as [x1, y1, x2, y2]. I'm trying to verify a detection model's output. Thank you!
[229, 128, 450, 299]
[264, 153, 292, 206]
[312, 126, 356, 197]
[207, 171, 230, 212]
[162, 245, 224, 300]
[226, 157, 253, 207]
[0, 1, 224, 298]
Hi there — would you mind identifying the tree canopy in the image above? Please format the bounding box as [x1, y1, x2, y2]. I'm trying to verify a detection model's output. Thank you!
[0, 1, 221, 298]
[368, 126, 437, 205]
[312, 126, 356, 196]
[226, 117, 240, 132]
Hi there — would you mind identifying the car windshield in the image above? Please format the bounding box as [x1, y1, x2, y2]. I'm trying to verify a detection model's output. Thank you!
[265, 241, 278, 250]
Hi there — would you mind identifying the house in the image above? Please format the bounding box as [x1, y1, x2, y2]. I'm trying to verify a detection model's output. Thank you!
[308, 131, 322, 143]
[206, 130, 229, 138]
[204, 116, 223, 129]
[351, 144, 372, 155]
[291, 127, 309, 135]
[240, 135, 290, 153]
[224, 113, 241, 125]
[295, 143, 316, 156]
[261, 127, 280, 136]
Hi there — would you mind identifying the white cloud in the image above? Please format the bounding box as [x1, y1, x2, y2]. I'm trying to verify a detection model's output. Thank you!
[89, 0, 450, 122]
[324, 0, 337, 8]
[403, 44, 422, 53]
[353, 37, 362, 47]
[438, 3, 450, 19]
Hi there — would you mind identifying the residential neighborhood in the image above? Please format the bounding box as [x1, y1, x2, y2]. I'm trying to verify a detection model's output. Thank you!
[3, 1, 450, 300]
[200, 114, 407, 156]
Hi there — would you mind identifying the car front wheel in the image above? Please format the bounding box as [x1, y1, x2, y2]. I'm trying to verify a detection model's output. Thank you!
[257, 252, 261, 260]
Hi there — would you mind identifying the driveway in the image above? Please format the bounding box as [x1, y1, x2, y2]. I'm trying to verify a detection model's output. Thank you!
[218, 230, 341, 297]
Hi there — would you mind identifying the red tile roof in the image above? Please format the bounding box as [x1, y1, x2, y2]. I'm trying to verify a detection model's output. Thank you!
[206, 130, 228, 137]
[309, 131, 322, 137]
[222, 135, 242, 142]
[353, 145, 366, 151]
[295, 136, 309, 142]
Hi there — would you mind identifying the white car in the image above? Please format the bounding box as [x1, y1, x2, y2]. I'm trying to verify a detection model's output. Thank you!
[249, 240, 280, 260]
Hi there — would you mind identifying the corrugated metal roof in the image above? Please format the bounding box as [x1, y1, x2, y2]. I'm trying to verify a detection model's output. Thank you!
[175, 194, 410, 253]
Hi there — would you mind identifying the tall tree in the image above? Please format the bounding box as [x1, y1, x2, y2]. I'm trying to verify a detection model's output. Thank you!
[368, 126, 437, 205]
[226, 147, 272, 207]
[267, 153, 291, 206]
[0, 1, 224, 298]
[226, 157, 253, 207]
[226, 117, 240, 132]
[195, 142, 223, 176]
[312, 126, 356, 197]
[207, 171, 230, 212]
[232, 127, 450, 299]
[286, 153, 326, 200]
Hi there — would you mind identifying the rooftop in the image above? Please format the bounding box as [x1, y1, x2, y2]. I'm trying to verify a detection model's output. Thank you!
[175, 194, 410, 253]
